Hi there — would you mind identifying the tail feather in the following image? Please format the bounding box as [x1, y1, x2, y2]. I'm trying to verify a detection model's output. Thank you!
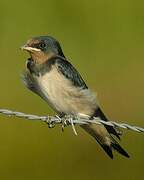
[93, 107, 122, 140]
[95, 135, 129, 159]
[102, 144, 113, 159]
[81, 106, 130, 159]
[81, 123, 130, 159]
[95, 137, 114, 159]
[111, 137, 130, 158]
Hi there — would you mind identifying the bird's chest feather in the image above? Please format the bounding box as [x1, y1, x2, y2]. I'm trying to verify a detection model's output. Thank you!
[35, 67, 75, 112]
[33, 67, 97, 115]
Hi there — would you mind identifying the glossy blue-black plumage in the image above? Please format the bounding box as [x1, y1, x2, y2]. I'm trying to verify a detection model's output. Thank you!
[23, 36, 130, 159]
[31, 36, 65, 57]
[55, 56, 88, 89]
[26, 55, 88, 90]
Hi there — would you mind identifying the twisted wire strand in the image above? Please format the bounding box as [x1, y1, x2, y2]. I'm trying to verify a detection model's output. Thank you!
[0, 108, 144, 134]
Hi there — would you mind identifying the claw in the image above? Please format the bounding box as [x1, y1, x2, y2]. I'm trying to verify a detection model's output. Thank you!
[61, 117, 68, 131]
[45, 119, 55, 128]
[61, 115, 78, 135]
[48, 121, 55, 128]
[56, 115, 69, 132]
[46, 114, 78, 135]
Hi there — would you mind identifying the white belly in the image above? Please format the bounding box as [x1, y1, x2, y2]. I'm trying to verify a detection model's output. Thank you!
[35, 67, 97, 116]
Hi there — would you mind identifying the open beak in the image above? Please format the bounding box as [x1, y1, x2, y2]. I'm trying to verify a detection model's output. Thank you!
[21, 45, 41, 52]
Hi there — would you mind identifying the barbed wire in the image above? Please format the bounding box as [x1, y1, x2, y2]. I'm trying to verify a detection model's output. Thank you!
[0, 108, 144, 135]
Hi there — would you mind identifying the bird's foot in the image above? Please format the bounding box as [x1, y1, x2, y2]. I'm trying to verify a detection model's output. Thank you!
[46, 118, 56, 128]
[55, 115, 70, 132]
[46, 114, 78, 135]
[60, 115, 78, 135]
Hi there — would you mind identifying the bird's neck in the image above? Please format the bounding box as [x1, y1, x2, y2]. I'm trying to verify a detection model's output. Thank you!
[30, 52, 56, 65]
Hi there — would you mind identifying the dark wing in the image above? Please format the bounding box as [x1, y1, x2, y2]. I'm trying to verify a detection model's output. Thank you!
[55, 58, 122, 140]
[55, 58, 88, 89]
[93, 107, 122, 140]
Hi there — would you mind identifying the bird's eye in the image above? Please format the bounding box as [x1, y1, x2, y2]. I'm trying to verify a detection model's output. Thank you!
[39, 42, 46, 49]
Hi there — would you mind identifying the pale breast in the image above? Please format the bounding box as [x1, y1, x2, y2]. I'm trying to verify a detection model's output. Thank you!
[35, 66, 98, 116]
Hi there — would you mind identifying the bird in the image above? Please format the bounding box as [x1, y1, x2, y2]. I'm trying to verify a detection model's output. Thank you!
[21, 35, 129, 159]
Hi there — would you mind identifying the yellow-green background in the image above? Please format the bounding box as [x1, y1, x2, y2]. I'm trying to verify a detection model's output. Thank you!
[0, 0, 143, 179]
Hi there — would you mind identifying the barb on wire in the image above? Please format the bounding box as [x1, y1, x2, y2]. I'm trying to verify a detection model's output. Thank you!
[0, 108, 144, 135]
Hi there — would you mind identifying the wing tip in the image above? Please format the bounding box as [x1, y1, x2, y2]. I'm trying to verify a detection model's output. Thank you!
[101, 144, 114, 159]
[111, 141, 130, 158]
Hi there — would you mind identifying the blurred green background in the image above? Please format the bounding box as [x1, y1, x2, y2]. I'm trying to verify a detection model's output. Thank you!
[0, 0, 143, 179]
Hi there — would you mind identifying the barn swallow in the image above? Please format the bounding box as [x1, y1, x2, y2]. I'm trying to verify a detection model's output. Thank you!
[21, 36, 129, 159]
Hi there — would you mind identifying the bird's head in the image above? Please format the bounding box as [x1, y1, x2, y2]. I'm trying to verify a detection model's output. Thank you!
[21, 36, 65, 64]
